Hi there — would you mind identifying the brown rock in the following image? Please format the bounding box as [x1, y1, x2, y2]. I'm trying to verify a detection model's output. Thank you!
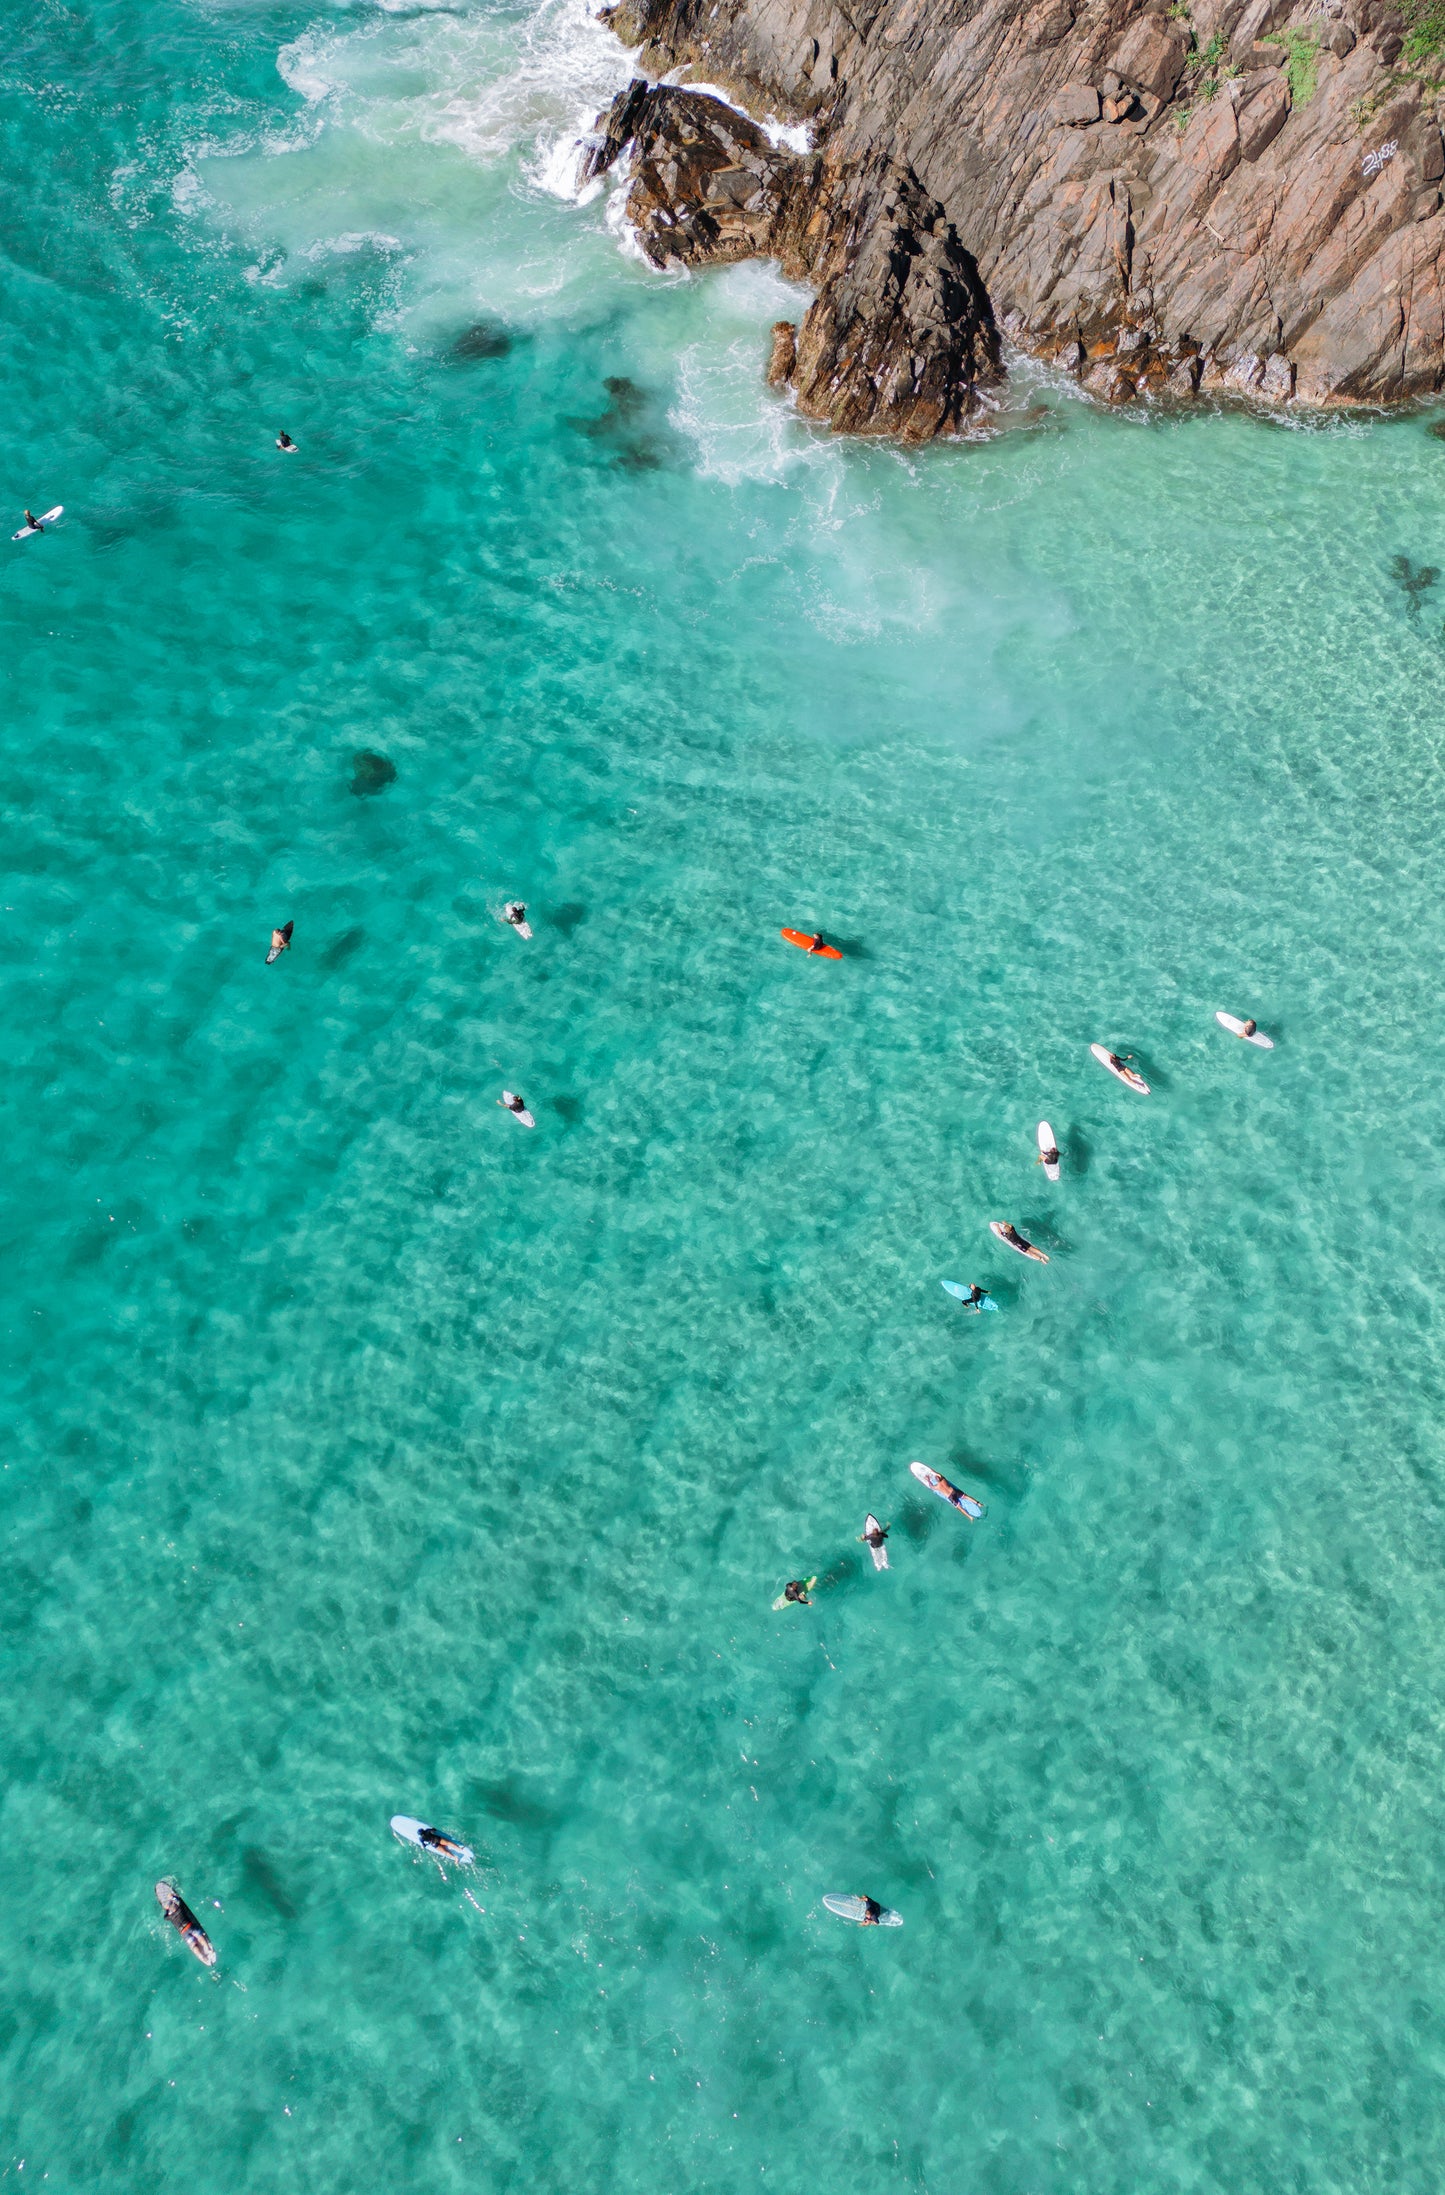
[593, 0, 1445, 414]
[1084, 358, 1137, 400]
[585, 83, 999, 436]
[1107, 14, 1190, 101]
[1236, 77, 1289, 162]
[1053, 81, 1101, 125]
[767, 318, 798, 384]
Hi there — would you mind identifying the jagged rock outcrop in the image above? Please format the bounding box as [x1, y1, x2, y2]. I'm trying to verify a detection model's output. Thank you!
[588, 0, 1445, 419]
[583, 82, 1001, 434]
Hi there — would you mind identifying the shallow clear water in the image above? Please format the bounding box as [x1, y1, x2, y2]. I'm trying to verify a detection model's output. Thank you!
[8, 1, 1445, 2188]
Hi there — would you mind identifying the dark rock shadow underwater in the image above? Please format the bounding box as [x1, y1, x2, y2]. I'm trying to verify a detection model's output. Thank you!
[565, 376, 677, 472]
[350, 749, 396, 797]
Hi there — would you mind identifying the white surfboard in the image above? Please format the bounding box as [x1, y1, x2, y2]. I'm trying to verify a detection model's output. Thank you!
[990, 1221, 1048, 1263]
[823, 1892, 903, 1926]
[1090, 1042, 1149, 1092]
[391, 1815, 475, 1866]
[499, 1091, 535, 1128]
[1215, 1011, 1273, 1048]
[13, 505, 62, 540]
[910, 1459, 984, 1519]
[1037, 1121, 1060, 1180]
[861, 1515, 890, 1570]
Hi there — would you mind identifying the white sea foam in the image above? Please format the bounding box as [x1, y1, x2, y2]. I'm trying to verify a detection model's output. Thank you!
[669, 263, 830, 488]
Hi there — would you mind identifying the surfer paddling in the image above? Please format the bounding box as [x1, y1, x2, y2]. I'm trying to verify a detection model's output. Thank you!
[266, 921, 293, 965]
[419, 1826, 471, 1862]
[990, 1221, 1049, 1263]
[1091, 1043, 1150, 1092]
[155, 1881, 217, 1966]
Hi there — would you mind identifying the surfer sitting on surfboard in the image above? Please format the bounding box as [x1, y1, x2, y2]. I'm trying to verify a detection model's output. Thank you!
[782, 1579, 812, 1604]
[503, 902, 528, 931]
[1036, 1136, 1060, 1170]
[23, 509, 41, 534]
[276, 431, 297, 452]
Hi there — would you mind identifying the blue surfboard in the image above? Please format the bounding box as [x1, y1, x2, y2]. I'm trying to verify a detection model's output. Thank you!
[942, 1280, 998, 1311]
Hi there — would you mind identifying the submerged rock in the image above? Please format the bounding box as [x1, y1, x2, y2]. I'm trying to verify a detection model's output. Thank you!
[350, 750, 397, 797]
[451, 318, 512, 361]
[566, 374, 670, 468]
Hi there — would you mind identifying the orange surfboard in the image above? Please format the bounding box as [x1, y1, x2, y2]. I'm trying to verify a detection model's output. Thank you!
[781, 928, 842, 959]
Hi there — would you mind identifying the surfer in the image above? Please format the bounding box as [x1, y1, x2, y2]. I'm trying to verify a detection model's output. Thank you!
[1036, 1135, 1060, 1170]
[501, 1092, 528, 1117]
[23, 509, 41, 533]
[861, 1518, 889, 1557]
[155, 1881, 217, 1966]
[276, 431, 297, 452]
[418, 1826, 468, 1861]
[503, 902, 527, 930]
[1240, 1019, 1258, 1038]
[1103, 1050, 1132, 1076]
[994, 1222, 1047, 1263]
[959, 1283, 988, 1311]
[858, 1897, 885, 1926]
[781, 1579, 813, 1605]
[266, 921, 293, 965]
[806, 933, 829, 955]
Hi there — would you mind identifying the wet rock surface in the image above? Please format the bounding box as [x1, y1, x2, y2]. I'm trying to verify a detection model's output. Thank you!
[592, 0, 1445, 413]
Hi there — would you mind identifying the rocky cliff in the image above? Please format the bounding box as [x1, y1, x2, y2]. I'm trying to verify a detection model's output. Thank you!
[583, 0, 1445, 432]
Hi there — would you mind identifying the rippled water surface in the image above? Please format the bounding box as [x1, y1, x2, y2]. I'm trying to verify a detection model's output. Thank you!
[7, 1, 1445, 2188]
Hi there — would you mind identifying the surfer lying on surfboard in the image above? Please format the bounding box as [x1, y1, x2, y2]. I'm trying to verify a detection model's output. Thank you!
[392, 1815, 476, 1864]
[266, 921, 293, 965]
[990, 1221, 1048, 1263]
[823, 1891, 903, 1926]
[1215, 1011, 1273, 1047]
[910, 1460, 984, 1518]
[1091, 1043, 1150, 1093]
[155, 1881, 217, 1966]
[419, 1826, 471, 1862]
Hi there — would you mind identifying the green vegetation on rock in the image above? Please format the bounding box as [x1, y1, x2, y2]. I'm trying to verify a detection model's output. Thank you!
[1402, 0, 1445, 65]
[1264, 26, 1320, 103]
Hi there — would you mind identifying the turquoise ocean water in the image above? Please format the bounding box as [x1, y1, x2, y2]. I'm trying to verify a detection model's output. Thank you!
[8, 0, 1445, 2187]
